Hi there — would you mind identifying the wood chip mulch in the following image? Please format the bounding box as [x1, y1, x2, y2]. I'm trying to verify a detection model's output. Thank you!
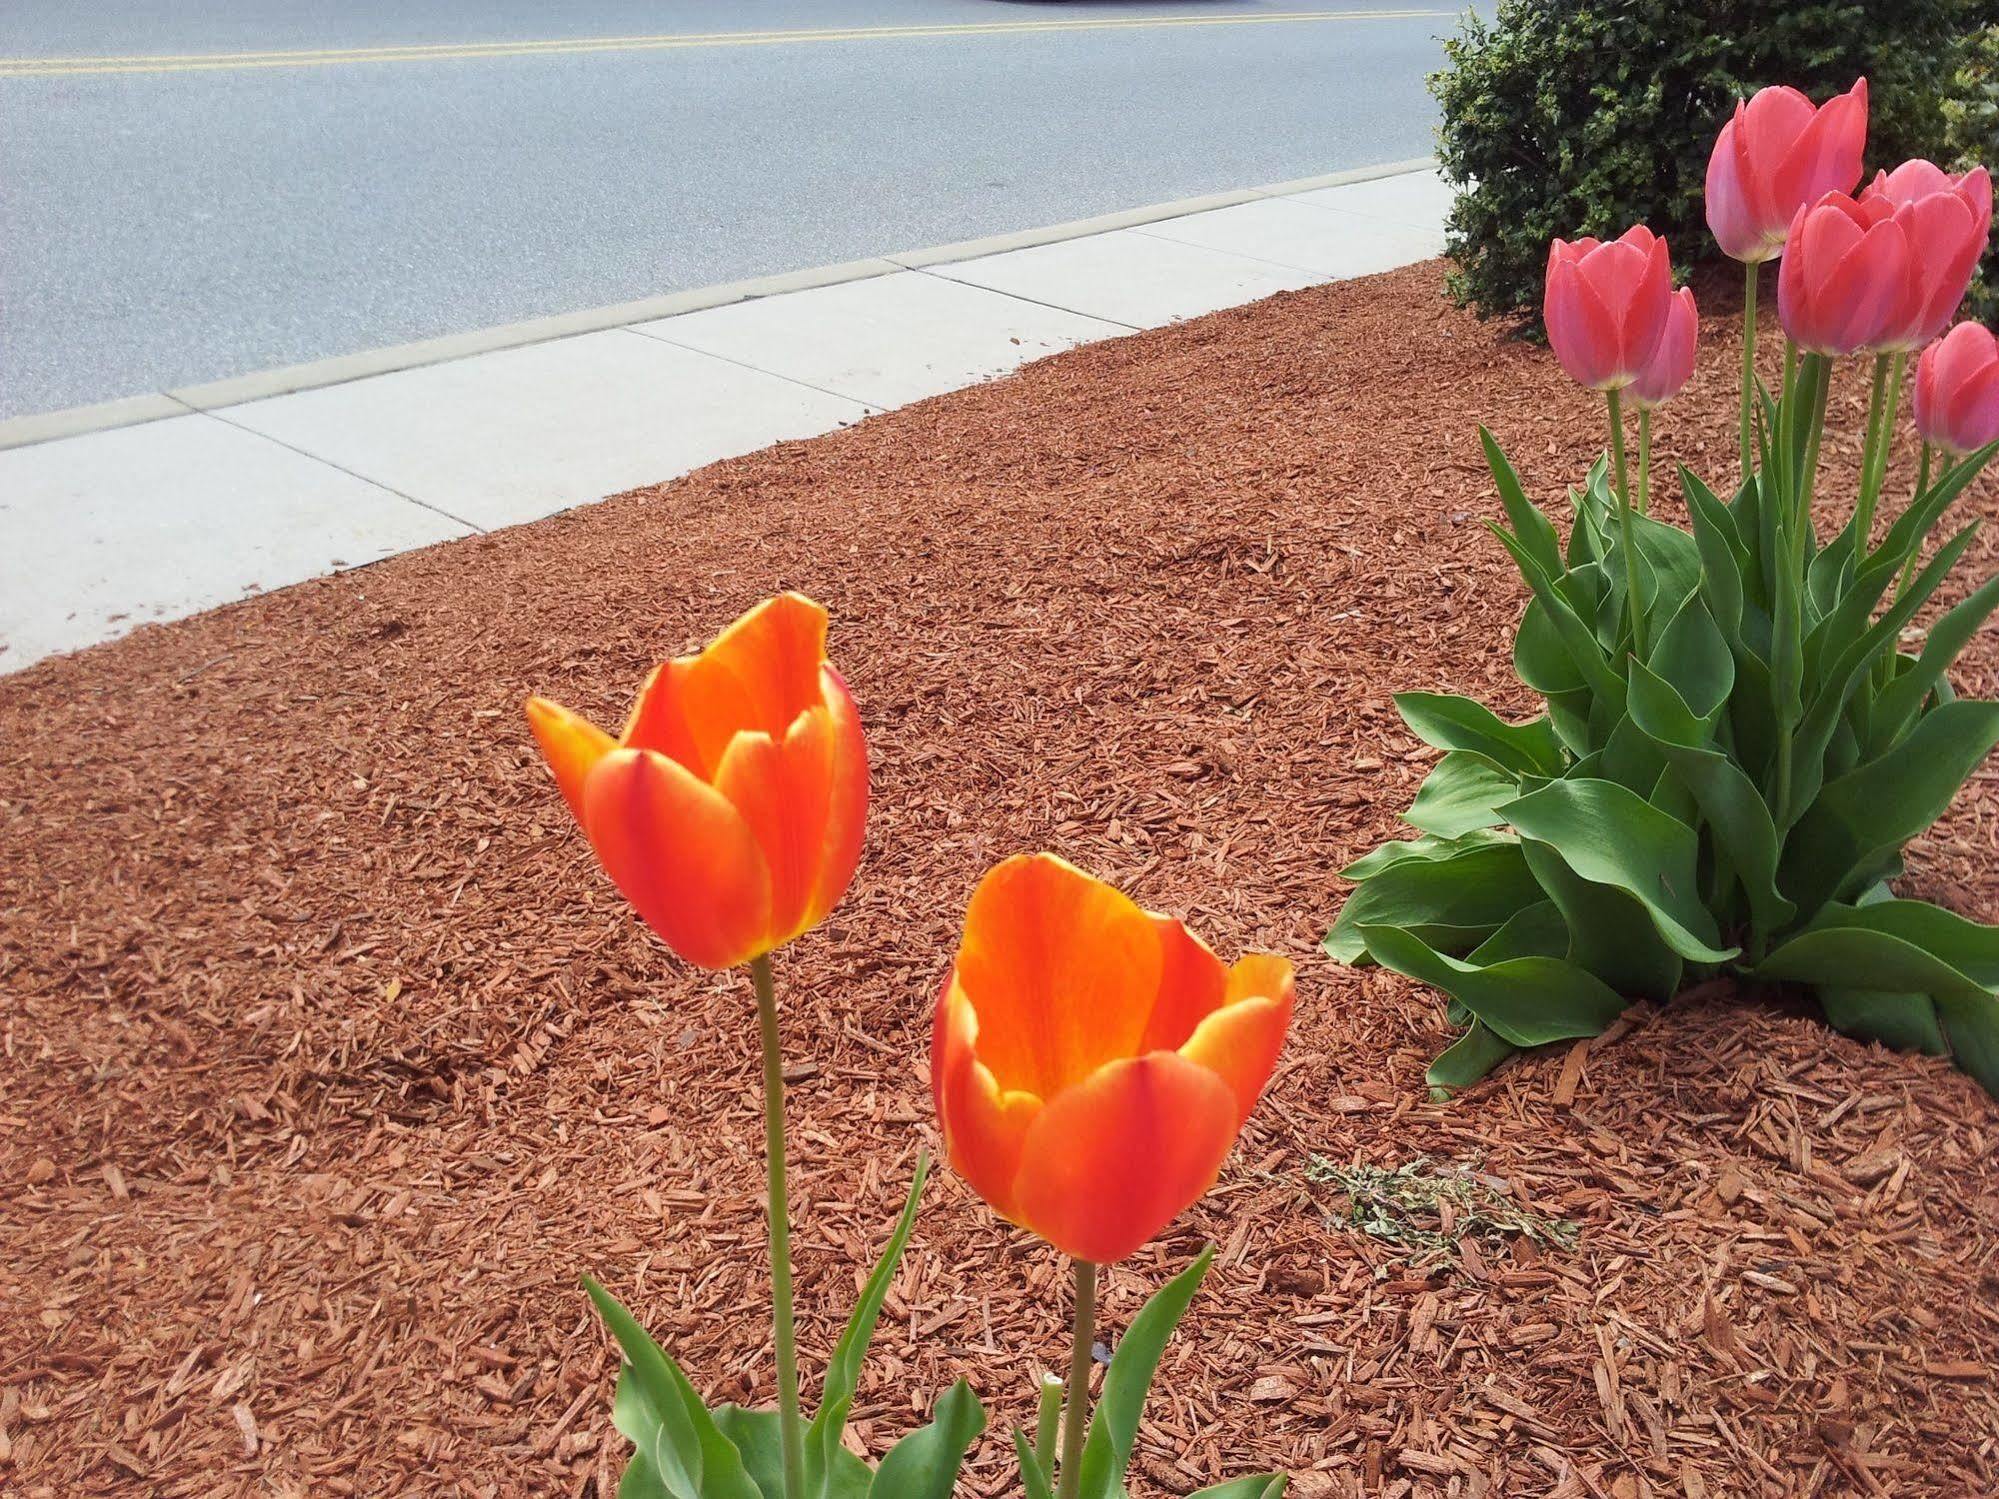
[2, 262, 1996, 1499]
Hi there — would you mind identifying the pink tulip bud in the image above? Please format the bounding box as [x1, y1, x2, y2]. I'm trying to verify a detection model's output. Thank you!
[1914, 322, 1999, 457]
[1544, 226, 1675, 391]
[1630, 287, 1699, 410]
[1777, 192, 1914, 355]
[1706, 80, 1869, 264]
[1860, 161, 1993, 349]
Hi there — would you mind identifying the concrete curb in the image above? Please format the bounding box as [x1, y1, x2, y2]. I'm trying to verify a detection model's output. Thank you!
[0, 157, 1440, 454]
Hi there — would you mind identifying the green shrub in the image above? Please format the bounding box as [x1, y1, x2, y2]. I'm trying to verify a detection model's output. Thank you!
[1943, 22, 1999, 318]
[1433, 1, 1976, 323]
[1325, 384, 1999, 1099]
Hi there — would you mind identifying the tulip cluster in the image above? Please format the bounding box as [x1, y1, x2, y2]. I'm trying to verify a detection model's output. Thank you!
[1336, 78, 1999, 1108]
[527, 595, 1292, 1499]
[1542, 75, 1996, 653]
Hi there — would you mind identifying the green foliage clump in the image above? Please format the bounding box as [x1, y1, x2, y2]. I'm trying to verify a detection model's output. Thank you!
[1943, 22, 1999, 318]
[1433, 0, 1976, 323]
[1325, 404, 1999, 1100]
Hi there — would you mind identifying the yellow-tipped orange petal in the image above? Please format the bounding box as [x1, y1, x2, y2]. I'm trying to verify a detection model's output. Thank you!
[952, 854, 1162, 1099]
[1137, 914, 1230, 1053]
[808, 663, 869, 928]
[525, 696, 616, 827]
[629, 594, 829, 776]
[581, 747, 772, 970]
[1178, 953, 1294, 1126]
[1010, 1053, 1239, 1265]
[933, 974, 1042, 1224]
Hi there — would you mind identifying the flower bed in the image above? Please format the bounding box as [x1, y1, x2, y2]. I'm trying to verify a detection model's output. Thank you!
[2, 262, 1996, 1495]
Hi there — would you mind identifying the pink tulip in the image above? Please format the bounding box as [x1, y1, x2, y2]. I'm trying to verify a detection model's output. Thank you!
[1544, 227, 1675, 391]
[1706, 80, 1869, 264]
[1914, 322, 1999, 457]
[1630, 287, 1699, 409]
[1861, 161, 1993, 349]
[1778, 192, 1915, 355]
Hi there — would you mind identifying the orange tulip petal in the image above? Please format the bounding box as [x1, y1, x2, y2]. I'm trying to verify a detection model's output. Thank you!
[1010, 1053, 1239, 1264]
[953, 854, 1162, 1099]
[1137, 914, 1229, 1054]
[525, 697, 616, 827]
[810, 663, 869, 928]
[581, 747, 772, 970]
[933, 974, 1042, 1223]
[621, 594, 831, 777]
[712, 706, 839, 947]
[621, 663, 707, 774]
[1178, 953, 1295, 1126]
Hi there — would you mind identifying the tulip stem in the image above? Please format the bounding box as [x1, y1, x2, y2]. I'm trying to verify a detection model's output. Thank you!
[1855, 353, 1891, 536]
[1800, 355, 1830, 526]
[1637, 405, 1653, 517]
[1606, 388, 1646, 658]
[1740, 260, 1758, 482]
[1790, 354, 1830, 562]
[1894, 443, 1937, 603]
[750, 953, 807, 1499]
[1055, 1260, 1098, 1499]
[1855, 351, 1905, 555]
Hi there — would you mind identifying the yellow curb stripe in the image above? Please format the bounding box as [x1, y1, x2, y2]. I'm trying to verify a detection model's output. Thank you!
[0, 11, 1450, 78]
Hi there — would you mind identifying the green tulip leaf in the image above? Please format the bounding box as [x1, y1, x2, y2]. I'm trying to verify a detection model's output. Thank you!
[1394, 691, 1565, 777]
[1338, 828, 1509, 880]
[1627, 508, 1705, 625]
[1425, 1017, 1518, 1096]
[1465, 899, 1568, 963]
[1625, 660, 1795, 942]
[867, 1381, 985, 1499]
[1648, 591, 1734, 724]
[1856, 440, 1996, 594]
[1868, 570, 1999, 755]
[1786, 525, 1981, 821]
[619, 1438, 673, 1499]
[1404, 750, 1519, 838]
[1486, 522, 1626, 702]
[1012, 1430, 1055, 1499]
[1749, 899, 1999, 1094]
[1515, 597, 1588, 700]
[1520, 840, 1682, 1003]
[1681, 469, 1747, 636]
[710, 1409, 867, 1499]
[586, 1277, 764, 1499]
[1358, 923, 1627, 1048]
[1326, 836, 1541, 964]
[1187, 1477, 1289, 1499]
[1596, 711, 1668, 797]
[1816, 989, 1949, 1057]
[1769, 522, 1805, 737]
[1569, 455, 1614, 564]
[1781, 699, 1999, 914]
[1481, 426, 1563, 577]
[1074, 1249, 1217, 1499]
[1500, 778, 1736, 963]
[806, 1155, 931, 1496]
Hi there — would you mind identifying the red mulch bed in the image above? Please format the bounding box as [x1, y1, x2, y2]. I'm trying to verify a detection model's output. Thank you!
[3, 263, 1996, 1499]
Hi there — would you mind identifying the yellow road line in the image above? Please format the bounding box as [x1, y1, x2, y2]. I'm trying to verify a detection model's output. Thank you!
[0, 11, 1449, 78]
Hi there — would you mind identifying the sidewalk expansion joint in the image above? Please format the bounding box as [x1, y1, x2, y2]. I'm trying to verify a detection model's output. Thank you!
[195, 407, 489, 535]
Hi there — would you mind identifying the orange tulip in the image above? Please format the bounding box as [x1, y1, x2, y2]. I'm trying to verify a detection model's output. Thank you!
[525, 593, 868, 971]
[932, 853, 1294, 1264]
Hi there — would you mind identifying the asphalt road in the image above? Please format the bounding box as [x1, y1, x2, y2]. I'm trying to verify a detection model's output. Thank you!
[0, 2, 1465, 420]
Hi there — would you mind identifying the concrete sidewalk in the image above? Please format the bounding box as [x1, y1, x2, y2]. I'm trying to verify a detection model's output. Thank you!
[0, 160, 1451, 673]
